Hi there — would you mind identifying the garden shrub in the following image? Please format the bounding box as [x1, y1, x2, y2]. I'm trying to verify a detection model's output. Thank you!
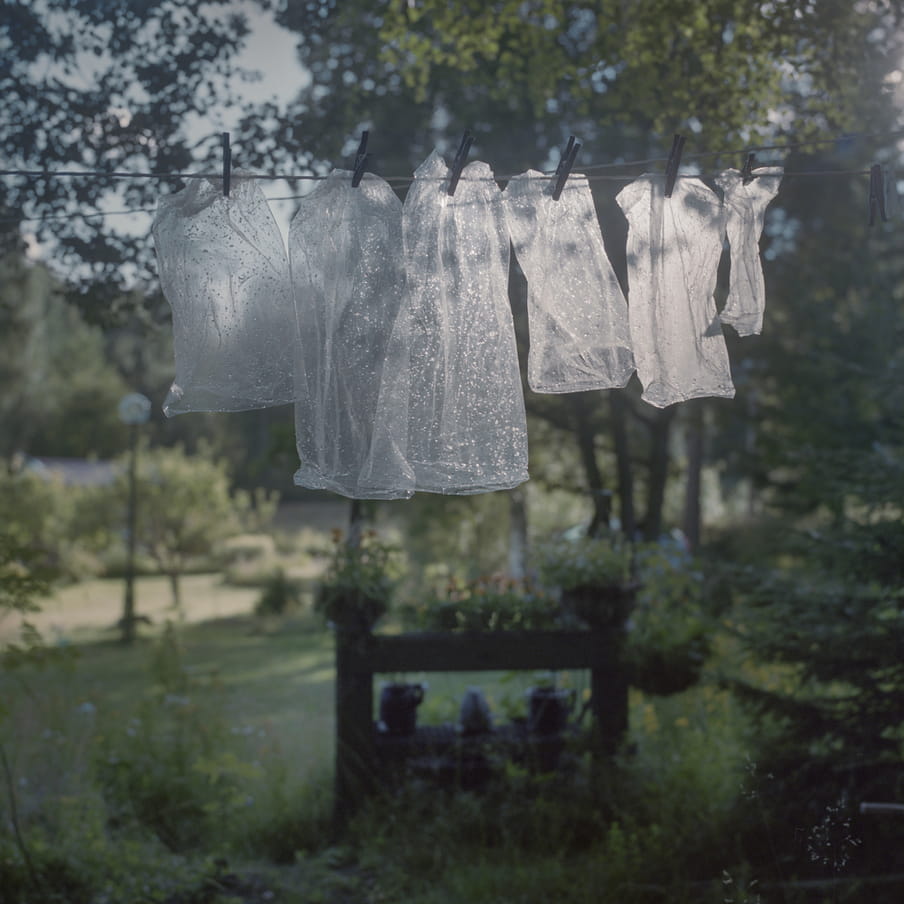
[253, 568, 304, 617]
[93, 625, 259, 852]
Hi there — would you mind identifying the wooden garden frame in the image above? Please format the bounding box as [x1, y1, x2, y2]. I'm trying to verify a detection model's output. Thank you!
[334, 628, 628, 819]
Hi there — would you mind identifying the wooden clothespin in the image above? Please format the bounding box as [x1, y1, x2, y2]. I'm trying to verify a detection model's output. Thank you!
[741, 152, 757, 185]
[869, 163, 888, 226]
[221, 132, 232, 198]
[351, 131, 370, 187]
[447, 130, 474, 197]
[664, 133, 686, 198]
[552, 135, 581, 201]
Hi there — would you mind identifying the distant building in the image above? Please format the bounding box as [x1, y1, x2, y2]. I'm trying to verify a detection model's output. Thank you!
[23, 456, 117, 488]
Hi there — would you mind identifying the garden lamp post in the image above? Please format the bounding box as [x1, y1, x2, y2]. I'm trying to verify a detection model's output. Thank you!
[117, 392, 151, 644]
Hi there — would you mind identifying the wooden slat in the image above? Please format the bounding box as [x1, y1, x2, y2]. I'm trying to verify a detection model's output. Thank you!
[348, 630, 617, 673]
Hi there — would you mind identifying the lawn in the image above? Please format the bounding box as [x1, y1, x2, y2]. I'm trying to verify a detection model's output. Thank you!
[6, 573, 894, 903]
[2, 573, 584, 769]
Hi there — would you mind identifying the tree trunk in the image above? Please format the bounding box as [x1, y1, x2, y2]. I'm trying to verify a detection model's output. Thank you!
[570, 393, 611, 537]
[682, 399, 705, 552]
[610, 389, 635, 539]
[348, 499, 374, 547]
[508, 486, 529, 579]
[167, 571, 182, 617]
[644, 406, 676, 541]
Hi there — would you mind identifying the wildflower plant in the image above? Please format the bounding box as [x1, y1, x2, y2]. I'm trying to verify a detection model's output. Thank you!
[314, 530, 403, 631]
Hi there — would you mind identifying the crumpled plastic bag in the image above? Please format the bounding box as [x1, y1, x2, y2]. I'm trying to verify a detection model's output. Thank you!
[716, 167, 783, 336]
[504, 169, 634, 393]
[153, 175, 297, 416]
[616, 174, 734, 408]
[397, 149, 528, 493]
[289, 170, 414, 499]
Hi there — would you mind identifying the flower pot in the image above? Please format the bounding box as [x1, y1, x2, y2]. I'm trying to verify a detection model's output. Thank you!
[319, 588, 388, 634]
[630, 645, 706, 696]
[378, 682, 425, 736]
[526, 686, 575, 735]
[561, 582, 638, 629]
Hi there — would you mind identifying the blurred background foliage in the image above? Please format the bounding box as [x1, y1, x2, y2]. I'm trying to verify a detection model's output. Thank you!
[1, 1, 903, 900]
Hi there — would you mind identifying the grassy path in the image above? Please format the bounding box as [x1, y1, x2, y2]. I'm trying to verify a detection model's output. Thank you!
[1, 573, 262, 644]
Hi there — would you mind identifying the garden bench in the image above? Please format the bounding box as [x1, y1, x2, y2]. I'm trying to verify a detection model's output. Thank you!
[334, 628, 627, 819]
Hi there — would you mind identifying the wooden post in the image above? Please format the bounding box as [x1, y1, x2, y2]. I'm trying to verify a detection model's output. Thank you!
[591, 663, 629, 755]
[333, 629, 376, 823]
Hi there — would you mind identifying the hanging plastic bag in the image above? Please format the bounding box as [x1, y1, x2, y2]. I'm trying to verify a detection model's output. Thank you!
[400, 149, 528, 493]
[153, 175, 297, 416]
[504, 169, 634, 393]
[289, 170, 414, 499]
[716, 167, 783, 336]
[616, 174, 734, 408]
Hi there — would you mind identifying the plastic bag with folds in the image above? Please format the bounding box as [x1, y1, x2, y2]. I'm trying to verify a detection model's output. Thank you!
[504, 170, 634, 393]
[398, 149, 528, 494]
[715, 167, 783, 337]
[289, 170, 414, 499]
[616, 174, 734, 408]
[153, 175, 297, 416]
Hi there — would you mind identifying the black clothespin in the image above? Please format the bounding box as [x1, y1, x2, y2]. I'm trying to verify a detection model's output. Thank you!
[741, 152, 757, 185]
[869, 163, 888, 226]
[555, 135, 576, 176]
[351, 130, 369, 187]
[221, 132, 232, 198]
[552, 135, 581, 201]
[447, 130, 474, 197]
[663, 133, 686, 198]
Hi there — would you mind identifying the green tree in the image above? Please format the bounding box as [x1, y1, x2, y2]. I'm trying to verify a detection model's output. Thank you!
[706, 144, 904, 868]
[0, 248, 133, 465]
[258, 0, 904, 543]
[1, 0, 257, 314]
[83, 445, 278, 619]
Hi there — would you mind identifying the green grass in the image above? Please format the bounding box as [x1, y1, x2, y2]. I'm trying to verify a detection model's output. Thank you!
[7, 573, 879, 904]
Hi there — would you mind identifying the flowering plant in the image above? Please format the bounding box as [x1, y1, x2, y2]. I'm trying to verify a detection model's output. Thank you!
[536, 534, 637, 628]
[624, 543, 711, 695]
[314, 530, 403, 632]
[535, 534, 632, 591]
[407, 574, 559, 632]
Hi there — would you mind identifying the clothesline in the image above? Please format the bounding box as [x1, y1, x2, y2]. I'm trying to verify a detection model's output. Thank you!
[0, 167, 888, 227]
[2, 124, 901, 186]
[0, 163, 886, 187]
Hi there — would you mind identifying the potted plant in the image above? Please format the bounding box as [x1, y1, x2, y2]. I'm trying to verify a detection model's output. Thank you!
[314, 530, 402, 633]
[623, 544, 711, 695]
[536, 533, 638, 629]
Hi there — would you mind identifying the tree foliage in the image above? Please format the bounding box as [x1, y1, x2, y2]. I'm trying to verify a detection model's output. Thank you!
[0, 251, 131, 464]
[81, 444, 277, 612]
[1, 0, 256, 317]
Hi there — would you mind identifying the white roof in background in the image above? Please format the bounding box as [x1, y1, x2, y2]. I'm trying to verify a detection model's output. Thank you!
[25, 457, 117, 487]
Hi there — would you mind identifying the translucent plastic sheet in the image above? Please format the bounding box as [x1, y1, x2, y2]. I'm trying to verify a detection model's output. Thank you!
[289, 170, 415, 499]
[504, 170, 634, 393]
[616, 175, 735, 408]
[715, 167, 783, 336]
[399, 150, 528, 494]
[153, 175, 297, 416]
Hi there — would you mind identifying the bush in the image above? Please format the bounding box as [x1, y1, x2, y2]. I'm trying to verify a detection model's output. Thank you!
[253, 569, 303, 617]
[93, 625, 259, 852]
[220, 532, 281, 587]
